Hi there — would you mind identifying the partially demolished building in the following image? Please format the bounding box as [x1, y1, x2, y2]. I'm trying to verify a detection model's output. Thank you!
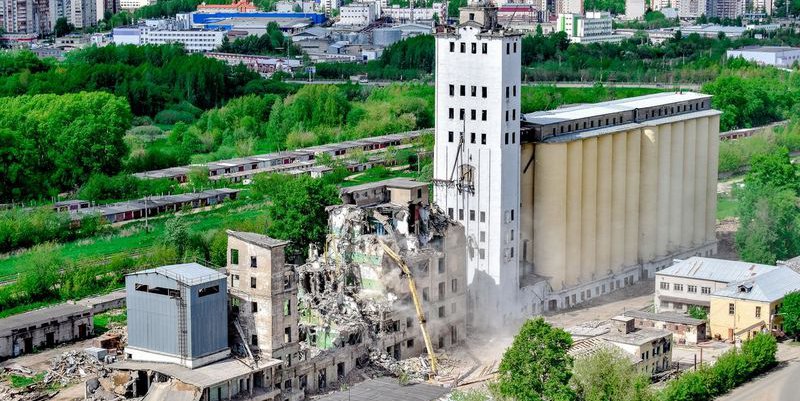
[98, 178, 466, 401]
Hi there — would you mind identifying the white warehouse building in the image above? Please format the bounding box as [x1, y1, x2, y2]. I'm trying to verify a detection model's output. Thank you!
[112, 25, 225, 52]
[726, 46, 800, 68]
[556, 12, 624, 43]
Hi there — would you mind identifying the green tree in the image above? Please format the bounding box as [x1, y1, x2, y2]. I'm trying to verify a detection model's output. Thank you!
[257, 174, 341, 259]
[781, 291, 800, 339]
[688, 306, 708, 320]
[165, 217, 190, 257]
[54, 17, 74, 37]
[17, 243, 63, 300]
[571, 347, 655, 401]
[495, 318, 575, 401]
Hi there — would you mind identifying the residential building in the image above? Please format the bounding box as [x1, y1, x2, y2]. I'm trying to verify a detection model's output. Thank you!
[556, 12, 623, 43]
[119, 0, 153, 11]
[556, 0, 582, 14]
[709, 266, 800, 341]
[709, 0, 745, 18]
[623, 310, 707, 345]
[337, 2, 376, 26]
[624, 0, 645, 19]
[124, 263, 230, 368]
[383, 4, 442, 22]
[0, 303, 93, 359]
[655, 257, 775, 313]
[727, 46, 800, 68]
[677, 0, 708, 18]
[320, 0, 340, 11]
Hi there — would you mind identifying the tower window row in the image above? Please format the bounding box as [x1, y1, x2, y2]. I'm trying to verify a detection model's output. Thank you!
[449, 84, 488, 98]
[448, 108, 488, 121]
[449, 208, 487, 223]
[447, 131, 487, 145]
[450, 41, 488, 54]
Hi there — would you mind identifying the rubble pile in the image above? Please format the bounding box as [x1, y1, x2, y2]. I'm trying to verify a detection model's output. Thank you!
[44, 350, 112, 387]
[0, 365, 55, 401]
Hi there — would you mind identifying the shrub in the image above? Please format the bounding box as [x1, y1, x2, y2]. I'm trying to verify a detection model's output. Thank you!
[154, 109, 196, 125]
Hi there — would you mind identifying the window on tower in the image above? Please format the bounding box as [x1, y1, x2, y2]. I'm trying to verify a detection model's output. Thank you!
[481, 110, 487, 121]
[469, 210, 475, 221]
[471, 110, 476, 120]
[480, 211, 486, 222]
[470, 132, 475, 143]
[460, 85, 465, 96]
[512, 132, 516, 144]
[448, 131, 454, 142]
[448, 108, 454, 119]
[449, 84, 454, 96]
[514, 42, 517, 53]
[482, 86, 487, 98]
[471, 43, 476, 53]
[481, 133, 486, 144]
[471, 86, 476, 96]
[482, 43, 487, 54]
[459, 109, 465, 120]
[505, 110, 509, 121]
[505, 87, 509, 98]
[505, 132, 509, 144]
[506, 43, 510, 54]
[460, 42, 466, 53]
[448, 208, 453, 219]
[513, 85, 517, 96]
[449, 42, 455, 52]
[459, 209, 464, 220]
[513, 109, 516, 120]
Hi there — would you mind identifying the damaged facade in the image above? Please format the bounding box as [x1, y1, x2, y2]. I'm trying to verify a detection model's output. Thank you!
[98, 178, 466, 401]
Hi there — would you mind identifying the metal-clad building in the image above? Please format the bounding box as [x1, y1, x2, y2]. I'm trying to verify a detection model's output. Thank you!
[125, 263, 229, 368]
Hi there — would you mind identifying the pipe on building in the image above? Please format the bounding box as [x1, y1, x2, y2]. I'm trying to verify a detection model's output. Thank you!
[596, 135, 613, 273]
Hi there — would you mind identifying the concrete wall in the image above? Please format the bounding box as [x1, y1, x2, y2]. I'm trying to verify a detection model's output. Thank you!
[708, 297, 777, 341]
[0, 309, 93, 359]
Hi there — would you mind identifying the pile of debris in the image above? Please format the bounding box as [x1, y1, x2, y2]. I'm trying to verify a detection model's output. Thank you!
[1, 365, 56, 401]
[368, 350, 431, 383]
[43, 350, 112, 387]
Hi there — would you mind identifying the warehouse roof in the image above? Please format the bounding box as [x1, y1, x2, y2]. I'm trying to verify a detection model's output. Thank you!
[603, 328, 672, 346]
[730, 45, 800, 53]
[132, 263, 226, 286]
[711, 267, 800, 302]
[657, 257, 775, 283]
[227, 230, 289, 248]
[342, 178, 427, 194]
[523, 91, 711, 125]
[0, 303, 91, 336]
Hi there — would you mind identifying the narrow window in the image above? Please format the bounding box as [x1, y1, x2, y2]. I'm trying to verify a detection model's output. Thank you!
[482, 87, 487, 98]
[506, 43, 510, 54]
[230, 249, 239, 265]
[506, 87, 510, 98]
[250, 256, 257, 268]
[449, 84, 454, 96]
[505, 132, 509, 144]
[481, 110, 487, 121]
[471, 110, 476, 120]
[460, 42, 465, 53]
[449, 42, 455, 52]
[252, 301, 258, 313]
[460, 85, 465, 96]
[449, 108, 454, 119]
[471, 86, 476, 96]
[460, 108, 465, 120]
[482, 43, 487, 53]
[729, 303, 735, 315]
[250, 277, 257, 289]
[481, 133, 486, 144]
[471, 43, 476, 53]
[448, 131, 454, 142]
[514, 42, 517, 52]
[470, 132, 476, 143]
[469, 210, 475, 221]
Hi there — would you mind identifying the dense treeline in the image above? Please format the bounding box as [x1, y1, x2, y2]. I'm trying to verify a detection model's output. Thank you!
[0, 92, 132, 201]
[134, 0, 226, 19]
[0, 45, 261, 116]
[718, 120, 800, 173]
[0, 210, 108, 255]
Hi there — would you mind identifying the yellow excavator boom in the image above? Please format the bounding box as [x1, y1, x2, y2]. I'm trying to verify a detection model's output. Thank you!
[378, 240, 439, 376]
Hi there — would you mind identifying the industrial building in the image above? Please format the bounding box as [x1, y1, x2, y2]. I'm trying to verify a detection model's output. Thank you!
[556, 12, 624, 44]
[622, 310, 707, 345]
[0, 303, 93, 359]
[102, 178, 467, 400]
[655, 257, 776, 313]
[124, 263, 230, 368]
[727, 46, 800, 68]
[433, 3, 721, 326]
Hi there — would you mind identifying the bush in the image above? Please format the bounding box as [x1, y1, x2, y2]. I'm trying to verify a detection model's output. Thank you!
[661, 334, 777, 401]
[154, 109, 196, 125]
[128, 125, 164, 141]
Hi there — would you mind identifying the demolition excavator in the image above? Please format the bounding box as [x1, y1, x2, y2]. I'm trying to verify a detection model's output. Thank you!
[377, 240, 439, 377]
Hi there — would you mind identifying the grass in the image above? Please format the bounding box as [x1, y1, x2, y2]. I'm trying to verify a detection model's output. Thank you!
[342, 167, 418, 187]
[0, 200, 269, 278]
[0, 300, 63, 319]
[94, 310, 127, 334]
[717, 193, 739, 221]
[520, 85, 664, 114]
[8, 372, 45, 388]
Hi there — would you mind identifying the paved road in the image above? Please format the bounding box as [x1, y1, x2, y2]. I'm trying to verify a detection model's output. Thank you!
[285, 79, 702, 90]
[717, 343, 800, 401]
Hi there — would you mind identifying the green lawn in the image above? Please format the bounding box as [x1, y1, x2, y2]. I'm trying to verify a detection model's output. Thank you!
[717, 193, 739, 221]
[0, 201, 269, 278]
[94, 310, 127, 335]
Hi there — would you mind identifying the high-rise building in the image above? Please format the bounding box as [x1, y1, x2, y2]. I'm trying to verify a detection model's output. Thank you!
[433, 1, 529, 326]
[556, 0, 582, 15]
[624, 0, 646, 19]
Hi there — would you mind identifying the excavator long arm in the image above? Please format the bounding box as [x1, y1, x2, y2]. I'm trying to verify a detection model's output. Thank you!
[378, 240, 439, 376]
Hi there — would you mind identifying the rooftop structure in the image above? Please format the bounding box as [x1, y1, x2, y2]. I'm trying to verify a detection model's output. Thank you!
[623, 310, 707, 345]
[657, 257, 775, 283]
[711, 266, 800, 302]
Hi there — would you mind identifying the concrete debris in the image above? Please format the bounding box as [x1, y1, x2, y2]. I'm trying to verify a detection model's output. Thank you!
[44, 349, 114, 387]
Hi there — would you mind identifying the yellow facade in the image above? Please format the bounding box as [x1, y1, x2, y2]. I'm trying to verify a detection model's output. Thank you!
[708, 297, 780, 341]
[523, 113, 719, 292]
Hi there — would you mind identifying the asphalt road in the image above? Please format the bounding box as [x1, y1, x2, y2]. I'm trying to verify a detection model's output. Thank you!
[717, 344, 800, 401]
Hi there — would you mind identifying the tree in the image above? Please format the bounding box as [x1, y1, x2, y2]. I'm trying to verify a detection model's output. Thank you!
[54, 17, 74, 37]
[495, 318, 575, 401]
[781, 291, 800, 339]
[688, 306, 708, 320]
[165, 216, 190, 257]
[571, 347, 655, 401]
[258, 174, 341, 259]
[17, 243, 63, 300]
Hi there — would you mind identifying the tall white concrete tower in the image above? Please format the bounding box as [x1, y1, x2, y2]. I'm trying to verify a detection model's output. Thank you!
[432, 4, 523, 327]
